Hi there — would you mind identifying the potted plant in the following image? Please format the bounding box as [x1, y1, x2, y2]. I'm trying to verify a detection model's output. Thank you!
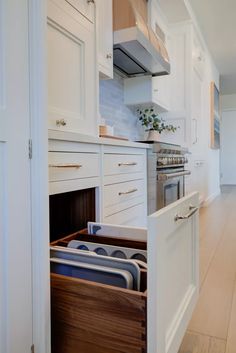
[137, 108, 178, 141]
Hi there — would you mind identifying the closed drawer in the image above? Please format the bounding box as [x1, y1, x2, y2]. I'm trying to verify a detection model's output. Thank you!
[104, 179, 145, 217]
[104, 203, 146, 227]
[104, 154, 144, 176]
[66, 0, 95, 22]
[49, 152, 100, 182]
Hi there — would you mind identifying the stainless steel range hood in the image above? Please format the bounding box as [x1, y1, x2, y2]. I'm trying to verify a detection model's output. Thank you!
[113, 0, 170, 77]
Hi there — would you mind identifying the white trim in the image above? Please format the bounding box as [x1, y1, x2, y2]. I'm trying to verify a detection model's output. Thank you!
[28, 1, 50, 353]
[221, 108, 236, 112]
[202, 189, 221, 208]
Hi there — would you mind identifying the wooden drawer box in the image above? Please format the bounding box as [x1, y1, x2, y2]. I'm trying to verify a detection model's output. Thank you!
[104, 153, 144, 176]
[51, 231, 147, 353]
[49, 152, 100, 182]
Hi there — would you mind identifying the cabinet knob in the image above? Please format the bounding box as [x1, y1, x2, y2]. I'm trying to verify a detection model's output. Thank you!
[106, 53, 112, 59]
[56, 119, 67, 127]
[87, 0, 95, 4]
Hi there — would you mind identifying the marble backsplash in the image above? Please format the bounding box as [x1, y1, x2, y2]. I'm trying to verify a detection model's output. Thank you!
[99, 73, 144, 141]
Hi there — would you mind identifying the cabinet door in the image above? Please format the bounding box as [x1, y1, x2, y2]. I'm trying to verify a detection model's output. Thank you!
[48, 0, 97, 135]
[148, 192, 199, 353]
[191, 67, 203, 153]
[152, 75, 170, 111]
[66, 0, 95, 23]
[97, 0, 113, 79]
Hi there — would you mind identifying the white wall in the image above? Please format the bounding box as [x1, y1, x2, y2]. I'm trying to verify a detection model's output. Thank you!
[221, 94, 236, 111]
[221, 110, 236, 185]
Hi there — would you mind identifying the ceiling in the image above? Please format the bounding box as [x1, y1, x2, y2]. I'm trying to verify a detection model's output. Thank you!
[188, 0, 236, 95]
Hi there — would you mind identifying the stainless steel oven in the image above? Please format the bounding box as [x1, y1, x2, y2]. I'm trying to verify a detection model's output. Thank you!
[147, 142, 190, 214]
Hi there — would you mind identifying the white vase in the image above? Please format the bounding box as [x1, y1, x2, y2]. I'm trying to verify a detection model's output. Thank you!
[146, 130, 160, 142]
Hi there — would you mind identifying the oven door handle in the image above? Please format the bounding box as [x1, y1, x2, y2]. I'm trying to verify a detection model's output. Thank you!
[157, 170, 191, 181]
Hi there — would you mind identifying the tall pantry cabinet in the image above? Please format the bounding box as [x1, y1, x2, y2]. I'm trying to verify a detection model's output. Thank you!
[169, 22, 207, 202]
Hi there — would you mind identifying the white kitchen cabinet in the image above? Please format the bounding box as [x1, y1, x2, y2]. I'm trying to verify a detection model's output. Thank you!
[102, 145, 147, 227]
[192, 32, 205, 79]
[124, 75, 170, 112]
[188, 31, 206, 200]
[97, 0, 113, 79]
[48, 139, 148, 227]
[66, 0, 95, 23]
[191, 64, 204, 151]
[169, 23, 191, 115]
[47, 0, 97, 135]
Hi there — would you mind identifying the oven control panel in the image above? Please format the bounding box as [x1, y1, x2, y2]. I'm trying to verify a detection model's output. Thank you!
[157, 156, 188, 167]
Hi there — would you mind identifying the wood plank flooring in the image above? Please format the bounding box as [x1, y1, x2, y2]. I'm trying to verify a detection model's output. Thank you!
[178, 186, 236, 353]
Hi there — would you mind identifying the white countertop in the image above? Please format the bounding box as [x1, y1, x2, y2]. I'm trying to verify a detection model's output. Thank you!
[48, 129, 151, 149]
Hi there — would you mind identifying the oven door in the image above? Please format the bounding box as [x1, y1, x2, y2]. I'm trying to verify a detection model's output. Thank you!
[157, 169, 190, 210]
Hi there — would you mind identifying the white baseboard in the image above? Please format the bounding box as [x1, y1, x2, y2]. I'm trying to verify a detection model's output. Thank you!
[202, 189, 221, 208]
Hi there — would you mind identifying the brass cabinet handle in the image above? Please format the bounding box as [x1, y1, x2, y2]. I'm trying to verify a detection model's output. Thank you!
[118, 162, 137, 166]
[56, 119, 67, 127]
[118, 188, 138, 196]
[49, 164, 82, 169]
[175, 205, 198, 222]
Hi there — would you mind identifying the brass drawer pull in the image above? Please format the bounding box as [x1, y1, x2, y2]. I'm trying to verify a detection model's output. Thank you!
[118, 188, 138, 196]
[118, 162, 137, 166]
[175, 205, 198, 222]
[49, 164, 82, 169]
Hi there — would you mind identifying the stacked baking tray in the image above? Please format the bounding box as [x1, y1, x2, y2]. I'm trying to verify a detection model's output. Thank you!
[50, 222, 147, 291]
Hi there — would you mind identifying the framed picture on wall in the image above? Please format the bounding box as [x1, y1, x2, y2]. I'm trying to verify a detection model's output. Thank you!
[210, 82, 220, 149]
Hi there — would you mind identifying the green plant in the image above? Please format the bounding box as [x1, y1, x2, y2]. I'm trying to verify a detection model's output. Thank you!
[137, 108, 178, 134]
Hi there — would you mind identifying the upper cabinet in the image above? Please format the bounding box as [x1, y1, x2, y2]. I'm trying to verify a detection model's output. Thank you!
[124, 75, 170, 112]
[97, 0, 113, 79]
[66, 0, 95, 23]
[123, 0, 171, 112]
[47, 0, 97, 135]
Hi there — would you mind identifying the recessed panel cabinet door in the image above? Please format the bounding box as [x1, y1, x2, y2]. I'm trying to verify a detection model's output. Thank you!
[47, 0, 97, 135]
[148, 192, 199, 353]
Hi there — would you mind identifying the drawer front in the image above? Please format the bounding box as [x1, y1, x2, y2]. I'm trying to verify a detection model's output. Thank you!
[104, 179, 144, 214]
[49, 152, 100, 182]
[66, 0, 95, 23]
[148, 192, 199, 353]
[104, 153, 145, 176]
[104, 203, 146, 227]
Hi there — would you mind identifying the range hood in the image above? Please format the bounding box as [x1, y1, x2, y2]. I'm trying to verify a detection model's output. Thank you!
[113, 0, 170, 77]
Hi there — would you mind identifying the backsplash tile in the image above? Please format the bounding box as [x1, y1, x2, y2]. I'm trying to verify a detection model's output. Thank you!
[99, 73, 144, 141]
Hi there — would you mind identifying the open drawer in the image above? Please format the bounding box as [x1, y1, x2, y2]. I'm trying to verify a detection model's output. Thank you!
[50, 192, 199, 353]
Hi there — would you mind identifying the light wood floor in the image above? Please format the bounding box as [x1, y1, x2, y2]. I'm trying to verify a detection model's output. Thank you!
[179, 186, 236, 353]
